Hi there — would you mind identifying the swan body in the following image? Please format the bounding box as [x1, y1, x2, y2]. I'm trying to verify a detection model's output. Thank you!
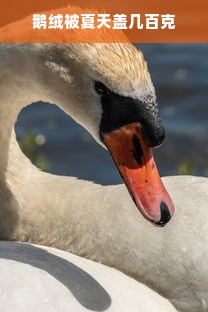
[0, 15, 208, 312]
[0, 241, 178, 312]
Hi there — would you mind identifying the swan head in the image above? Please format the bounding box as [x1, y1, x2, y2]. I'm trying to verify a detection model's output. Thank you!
[42, 42, 174, 226]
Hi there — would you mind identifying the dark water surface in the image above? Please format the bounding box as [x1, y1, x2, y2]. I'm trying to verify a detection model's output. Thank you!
[15, 44, 208, 184]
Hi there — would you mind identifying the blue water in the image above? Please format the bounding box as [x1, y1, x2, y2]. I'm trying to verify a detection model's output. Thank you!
[15, 44, 208, 184]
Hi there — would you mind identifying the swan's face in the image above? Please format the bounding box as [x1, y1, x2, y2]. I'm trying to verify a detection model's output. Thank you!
[44, 43, 174, 226]
[62, 43, 163, 147]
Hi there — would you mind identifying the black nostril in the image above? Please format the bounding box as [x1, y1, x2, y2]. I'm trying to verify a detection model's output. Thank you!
[153, 202, 171, 227]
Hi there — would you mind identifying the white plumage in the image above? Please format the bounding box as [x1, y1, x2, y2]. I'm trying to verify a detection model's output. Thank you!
[0, 241, 177, 312]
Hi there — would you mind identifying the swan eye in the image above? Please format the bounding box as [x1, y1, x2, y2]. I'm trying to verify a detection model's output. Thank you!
[94, 81, 109, 96]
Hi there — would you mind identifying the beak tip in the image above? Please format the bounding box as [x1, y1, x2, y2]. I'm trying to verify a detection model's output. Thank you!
[152, 201, 173, 227]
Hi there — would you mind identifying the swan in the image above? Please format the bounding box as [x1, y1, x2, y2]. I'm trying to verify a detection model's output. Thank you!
[0, 7, 208, 312]
[0, 241, 178, 312]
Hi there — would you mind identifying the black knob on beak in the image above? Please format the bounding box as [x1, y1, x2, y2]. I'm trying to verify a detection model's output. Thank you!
[141, 121, 165, 148]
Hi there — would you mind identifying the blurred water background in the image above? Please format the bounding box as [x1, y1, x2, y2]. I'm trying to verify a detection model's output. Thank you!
[15, 44, 208, 184]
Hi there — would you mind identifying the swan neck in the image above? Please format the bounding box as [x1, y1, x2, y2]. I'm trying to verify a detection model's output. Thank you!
[0, 45, 51, 175]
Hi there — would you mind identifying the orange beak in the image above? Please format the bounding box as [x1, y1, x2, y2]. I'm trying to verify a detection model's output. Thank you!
[102, 122, 175, 226]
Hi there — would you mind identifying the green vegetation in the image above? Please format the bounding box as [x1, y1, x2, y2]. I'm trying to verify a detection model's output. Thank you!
[176, 160, 208, 177]
[17, 129, 51, 172]
[177, 160, 196, 175]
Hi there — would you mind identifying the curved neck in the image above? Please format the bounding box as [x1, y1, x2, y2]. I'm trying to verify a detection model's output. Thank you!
[0, 44, 56, 238]
[0, 43, 102, 243]
[0, 46, 40, 173]
[0, 44, 74, 176]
